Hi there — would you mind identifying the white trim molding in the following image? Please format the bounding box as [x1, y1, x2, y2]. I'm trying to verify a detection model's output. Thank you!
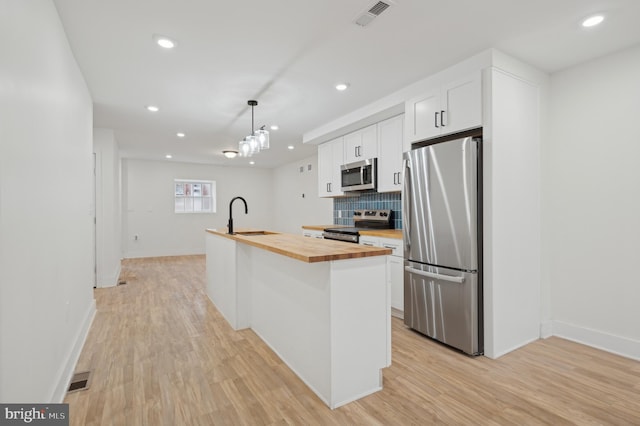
[552, 320, 640, 362]
[51, 299, 97, 402]
[539, 321, 553, 339]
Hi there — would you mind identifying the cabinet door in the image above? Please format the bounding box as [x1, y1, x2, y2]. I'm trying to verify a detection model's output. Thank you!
[302, 230, 324, 239]
[343, 124, 378, 163]
[406, 88, 440, 143]
[441, 72, 482, 135]
[330, 138, 344, 196]
[359, 124, 377, 159]
[377, 115, 404, 193]
[387, 255, 404, 312]
[317, 142, 332, 197]
[318, 137, 344, 197]
[343, 130, 361, 164]
[358, 236, 380, 247]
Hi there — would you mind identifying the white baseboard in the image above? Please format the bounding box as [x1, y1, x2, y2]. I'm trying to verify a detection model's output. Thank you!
[123, 249, 205, 259]
[391, 307, 404, 320]
[552, 320, 640, 361]
[486, 335, 540, 360]
[97, 263, 121, 288]
[51, 299, 96, 402]
[539, 320, 553, 338]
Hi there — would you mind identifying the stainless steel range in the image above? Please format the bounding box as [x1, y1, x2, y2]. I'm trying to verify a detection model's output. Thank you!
[323, 209, 392, 243]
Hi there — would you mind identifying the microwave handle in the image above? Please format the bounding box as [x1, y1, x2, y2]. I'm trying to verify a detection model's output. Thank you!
[360, 164, 364, 185]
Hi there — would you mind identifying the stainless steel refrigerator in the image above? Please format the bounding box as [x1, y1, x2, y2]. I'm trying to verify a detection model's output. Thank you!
[402, 132, 482, 355]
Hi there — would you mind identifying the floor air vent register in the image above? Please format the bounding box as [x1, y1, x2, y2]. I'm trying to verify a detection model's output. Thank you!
[67, 371, 92, 393]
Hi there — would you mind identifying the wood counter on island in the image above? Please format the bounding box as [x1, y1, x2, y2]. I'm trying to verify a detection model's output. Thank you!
[207, 228, 391, 262]
[205, 228, 392, 409]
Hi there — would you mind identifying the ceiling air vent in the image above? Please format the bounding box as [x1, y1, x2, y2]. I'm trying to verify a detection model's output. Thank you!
[354, 1, 391, 27]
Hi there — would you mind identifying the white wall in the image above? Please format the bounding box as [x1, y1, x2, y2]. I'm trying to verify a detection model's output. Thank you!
[272, 154, 333, 234]
[122, 159, 274, 258]
[545, 44, 640, 359]
[0, 0, 96, 402]
[94, 129, 122, 287]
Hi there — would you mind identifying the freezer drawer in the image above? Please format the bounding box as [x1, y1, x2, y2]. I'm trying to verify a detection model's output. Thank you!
[403, 261, 482, 355]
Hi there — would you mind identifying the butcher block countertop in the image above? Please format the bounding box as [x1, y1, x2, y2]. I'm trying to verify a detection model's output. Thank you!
[206, 228, 391, 263]
[302, 225, 403, 240]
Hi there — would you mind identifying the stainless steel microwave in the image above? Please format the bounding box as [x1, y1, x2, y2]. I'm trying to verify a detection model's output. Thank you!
[341, 158, 377, 191]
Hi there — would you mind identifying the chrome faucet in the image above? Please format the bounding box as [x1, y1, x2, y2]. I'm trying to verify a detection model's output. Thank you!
[227, 196, 248, 235]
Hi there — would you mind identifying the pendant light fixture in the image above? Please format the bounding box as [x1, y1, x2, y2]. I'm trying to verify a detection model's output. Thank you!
[256, 125, 270, 150]
[238, 100, 270, 157]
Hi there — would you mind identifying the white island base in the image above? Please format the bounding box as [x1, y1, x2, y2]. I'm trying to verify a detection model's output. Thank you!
[206, 231, 390, 409]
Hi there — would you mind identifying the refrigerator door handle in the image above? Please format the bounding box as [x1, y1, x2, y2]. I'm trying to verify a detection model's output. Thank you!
[402, 156, 411, 251]
[404, 266, 465, 284]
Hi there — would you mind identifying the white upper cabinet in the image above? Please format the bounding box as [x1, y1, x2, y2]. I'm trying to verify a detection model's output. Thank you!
[408, 87, 441, 141]
[377, 114, 404, 193]
[343, 124, 377, 164]
[405, 71, 481, 144]
[318, 136, 344, 198]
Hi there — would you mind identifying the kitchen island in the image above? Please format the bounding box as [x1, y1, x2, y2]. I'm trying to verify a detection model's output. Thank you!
[205, 228, 391, 409]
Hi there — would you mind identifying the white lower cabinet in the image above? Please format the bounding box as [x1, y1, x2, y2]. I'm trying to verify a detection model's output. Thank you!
[302, 229, 324, 239]
[358, 236, 378, 247]
[359, 236, 404, 317]
[386, 255, 403, 317]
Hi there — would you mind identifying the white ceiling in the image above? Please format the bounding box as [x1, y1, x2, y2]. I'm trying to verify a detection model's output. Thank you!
[53, 0, 640, 168]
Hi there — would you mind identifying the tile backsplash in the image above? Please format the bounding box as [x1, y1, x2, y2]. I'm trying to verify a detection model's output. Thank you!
[334, 191, 402, 229]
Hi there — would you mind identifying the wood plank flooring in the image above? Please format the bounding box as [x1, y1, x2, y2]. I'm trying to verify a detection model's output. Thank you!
[65, 255, 640, 425]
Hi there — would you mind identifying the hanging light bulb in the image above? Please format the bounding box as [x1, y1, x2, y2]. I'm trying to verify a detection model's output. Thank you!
[255, 125, 270, 150]
[239, 139, 251, 157]
[247, 135, 260, 155]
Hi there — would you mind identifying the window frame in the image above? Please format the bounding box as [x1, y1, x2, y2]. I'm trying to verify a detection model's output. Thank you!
[174, 179, 216, 214]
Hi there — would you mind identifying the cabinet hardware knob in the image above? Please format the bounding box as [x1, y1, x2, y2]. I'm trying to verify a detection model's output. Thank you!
[440, 110, 445, 127]
[435, 111, 439, 128]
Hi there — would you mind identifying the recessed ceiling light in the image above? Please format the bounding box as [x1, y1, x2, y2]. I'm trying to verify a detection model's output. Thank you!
[249, 161, 255, 165]
[270, 125, 279, 131]
[153, 34, 176, 49]
[287, 145, 295, 150]
[582, 15, 604, 27]
[176, 132, 185, 138]
[146, 105, 159, 112]
[165, 154, 172, 159]
[335, 83, 350, 91]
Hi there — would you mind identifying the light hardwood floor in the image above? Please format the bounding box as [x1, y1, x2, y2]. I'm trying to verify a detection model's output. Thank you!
[65, 255, 640, 425]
